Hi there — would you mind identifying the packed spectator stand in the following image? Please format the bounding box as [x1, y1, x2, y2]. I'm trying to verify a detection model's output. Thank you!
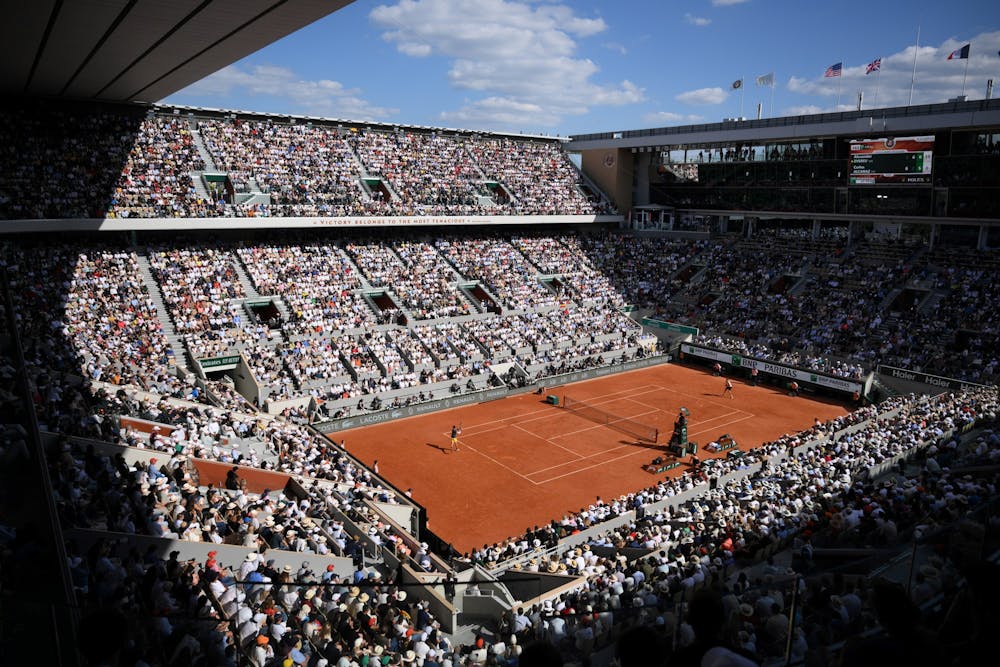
[0, 102, 611, 220]
[2, 101, 1000, 667]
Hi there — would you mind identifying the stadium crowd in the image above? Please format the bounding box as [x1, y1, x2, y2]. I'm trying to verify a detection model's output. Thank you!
[1, 105, 608, 220]
[2, 102, 1000, 667]
[0, 268, 996, 667]
[433, 236, 560, 312]
[7, 319, 998, 667]
[464, 388, 999, 664]
[4, 228, 998, 417]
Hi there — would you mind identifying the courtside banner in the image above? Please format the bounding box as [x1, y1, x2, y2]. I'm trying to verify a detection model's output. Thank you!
[0, 214, 622, 234]
[641, 318, 699, 336]
[314, 355, 668, 434]
[876, 365, 985, 392]
[679, 343, 863, 394]
[199, 355, 241, 369]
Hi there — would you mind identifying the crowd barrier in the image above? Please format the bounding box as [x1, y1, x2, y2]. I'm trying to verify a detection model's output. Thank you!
[64, 528, 356, 579]
[678, 342, 864, 396]
[313, 353, 671, 434]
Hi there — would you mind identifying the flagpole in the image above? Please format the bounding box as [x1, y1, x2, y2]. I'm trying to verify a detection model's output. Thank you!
[908, 25, 920, 106]
[837, 60, 844, 109]
[740, 76, 745, 118]
[874, 62, 882, 108]
[962, 50, 971, 96]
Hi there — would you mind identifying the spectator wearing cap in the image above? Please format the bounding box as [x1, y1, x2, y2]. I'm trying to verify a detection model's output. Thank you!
[252, 634, 272, 666]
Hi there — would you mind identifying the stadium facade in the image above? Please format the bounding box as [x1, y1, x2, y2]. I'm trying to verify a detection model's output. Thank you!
[572, 98, 1000, 247]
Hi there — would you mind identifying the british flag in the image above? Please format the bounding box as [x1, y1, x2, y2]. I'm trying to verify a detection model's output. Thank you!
[865, 58, 881, 75]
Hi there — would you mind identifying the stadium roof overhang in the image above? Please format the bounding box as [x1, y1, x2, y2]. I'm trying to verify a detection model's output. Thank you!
[568, 99, 1000, 152]
[0, 0, 355, 103]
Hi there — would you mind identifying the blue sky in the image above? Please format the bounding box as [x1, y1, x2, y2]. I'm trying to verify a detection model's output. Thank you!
[163, 0, 1000, 136]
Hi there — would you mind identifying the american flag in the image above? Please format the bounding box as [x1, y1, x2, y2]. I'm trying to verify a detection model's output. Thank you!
[824, 62, 842, 78]
[866, 58, 881, 75]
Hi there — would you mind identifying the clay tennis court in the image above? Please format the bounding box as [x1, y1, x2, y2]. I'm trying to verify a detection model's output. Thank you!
[336, 363, 849, 553]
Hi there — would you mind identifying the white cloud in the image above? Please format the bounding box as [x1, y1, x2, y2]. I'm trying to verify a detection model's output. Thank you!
[370, 0, 644, 129]
[173, 64, 396, 120]
[685, 14, 711, 27]
[397, 42, 433, 57]
[786, 75, 822, 96]
[712, 0, 748, 6]
[643, 111, 705, 124]
[786, 30, 1000, 108]
[783, 104, 824, 116]
[603, 41, 627, 55]
[676, 87, 728, 105]
[440, 97, 555, 128]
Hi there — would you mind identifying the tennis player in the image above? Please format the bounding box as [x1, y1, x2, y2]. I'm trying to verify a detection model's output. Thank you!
[724, 378, 734, 399]
[450, 425, 460, 452]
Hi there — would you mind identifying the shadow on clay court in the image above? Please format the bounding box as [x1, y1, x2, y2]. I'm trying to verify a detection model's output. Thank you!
[617, 438, 669, 453]
[425, 442, 452, 454]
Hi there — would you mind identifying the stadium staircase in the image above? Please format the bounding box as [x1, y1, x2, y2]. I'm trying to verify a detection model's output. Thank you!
[918, 289, 945, 315]
[189, 172, 212, 201]
[458, 152, 501, 208]
[786, 268, 813, 297]
[379, 178, 401, 203]
[335, 249, 373, 291]
[187, 121, 219, 172]
[457, 282, 504, 315]
[244, 175, 264, 195]
[407, 246, 482, 316]
[870, 314, 899, 346]
[230, 257, 293, 325]
[879, 287, 904, 310]
[134, 253, 194, 376]
[474, 194, 497, 208]
[343, 140, 367, 173]
[231, 257, 263, 299]
[184, 123, 220, 204]
[233, 434, 279, 466]
[569, 155, 615, 209]
[358, 178, 376, 201]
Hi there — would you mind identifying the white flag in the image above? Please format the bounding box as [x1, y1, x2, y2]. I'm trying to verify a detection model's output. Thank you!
[755, 72, 774, 87]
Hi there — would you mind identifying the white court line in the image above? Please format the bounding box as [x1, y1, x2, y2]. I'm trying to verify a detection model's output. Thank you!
[460, 386, 665, 438]
[454, 381, 759, 485]
[533, 411, 759, 484]
[622, 391, 756, 431]
[522, 406, 663, 476]
[466, 404, 660, 467]
[525, 441, 635, 476]
[458, 441, 539, 485]
[616, 385, 754, 418]
[534, 446, 653, 484]
[461, 383, 663, 433]
[531, 410, 758, 482]
[512, 422, 584, 458]
[623, 394, 745, 426]
[549, 407, 661, 440]
[621, 396, 673, 413]
[687, 413, 757, 439]
[687, 410, 749, 428]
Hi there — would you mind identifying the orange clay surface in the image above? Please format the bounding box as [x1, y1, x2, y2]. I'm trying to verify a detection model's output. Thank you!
[334, 363, 848, 554]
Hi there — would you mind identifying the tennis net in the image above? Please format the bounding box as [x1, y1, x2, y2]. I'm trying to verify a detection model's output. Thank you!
[562, 396, 659, 443]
